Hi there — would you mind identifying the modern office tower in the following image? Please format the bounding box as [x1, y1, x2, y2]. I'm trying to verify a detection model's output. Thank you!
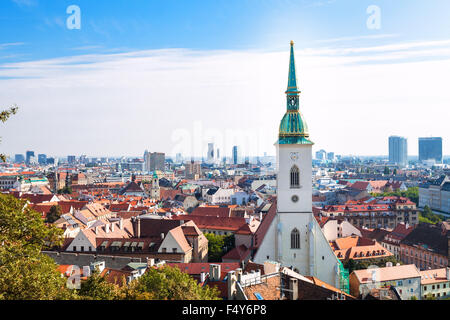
[79, 155, 87, 164]
[46, 157, 57, 165]
[25, 151, 35, 164]
[14, 154, 25, 163]
[207, 143, 214, 163]
[216, 148, 220, 160]
[38, 154, 47, 165]
[144, 150, 150, 171]
[419, 137, 443, 164]
[327, 152, 335, 161]
[315, 149, 326, 160]
[389, 136, 408, 167]
[176, 153, 182, 164]
[232, 146, 240, 165]
[67, 155, 76, 164]
[149, 152, 165, 171]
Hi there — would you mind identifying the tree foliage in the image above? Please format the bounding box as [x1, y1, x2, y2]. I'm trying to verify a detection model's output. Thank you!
[204, 233, 235, 262]
[45, 205, 62, 224]
[344, 256, 400, 273]
[374, 187, 419, 205]
[419, 205, 445, 225]
[0, 193, 72, 300]
[78, 269, 120, 300]
[132, 266, 220, 300]
[0, 106, 18, 162]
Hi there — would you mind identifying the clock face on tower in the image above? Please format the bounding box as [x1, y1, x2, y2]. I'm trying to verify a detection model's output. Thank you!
[290, 152, 299, 161]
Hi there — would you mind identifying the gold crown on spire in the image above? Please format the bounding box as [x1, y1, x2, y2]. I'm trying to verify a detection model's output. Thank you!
[290, 40, 294, 46]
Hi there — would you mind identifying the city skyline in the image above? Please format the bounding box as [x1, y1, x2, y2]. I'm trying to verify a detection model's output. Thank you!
[1, 1, 449, 157]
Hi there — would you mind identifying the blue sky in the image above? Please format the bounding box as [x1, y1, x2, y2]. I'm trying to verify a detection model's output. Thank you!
[3, 0, 450, 62]
[0, 0, 449, 158]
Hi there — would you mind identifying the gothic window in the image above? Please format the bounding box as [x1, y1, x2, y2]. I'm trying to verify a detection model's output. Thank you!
[291, 228, 300, 249]
[290, 165, 300, 188]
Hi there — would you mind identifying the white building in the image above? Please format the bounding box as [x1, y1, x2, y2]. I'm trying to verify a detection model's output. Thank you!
[419, 175, 450, 214]
[253, 41, 343, 290]
[350, 264, 422, 300]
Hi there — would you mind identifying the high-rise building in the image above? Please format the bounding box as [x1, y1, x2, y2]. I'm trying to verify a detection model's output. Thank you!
[46, 157, 57, 165]
[419, 137, 443, 164]
[38, 154, 47, 165]
[327, 152, 335, 161]
[149, 152, 165, 171]
[185, 160, 202, 179]
[144, 150, 150, 171]
[176, 153, 182, 164]
[67, 155, 76, 165]
[232, 146, 240, 165]
[14, 154, 25, 163]
[389, 136, 408, 167]
[315, 149, 326, 160]
[207, 143, 214, 163]
[216, 148, 220, 160]
[253, 41, 341, 289]
[25, 151, 35, 164]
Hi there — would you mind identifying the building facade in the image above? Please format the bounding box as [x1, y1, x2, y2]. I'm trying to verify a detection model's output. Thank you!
[419, 137, 443, 164]
[389, 136, 408, 167]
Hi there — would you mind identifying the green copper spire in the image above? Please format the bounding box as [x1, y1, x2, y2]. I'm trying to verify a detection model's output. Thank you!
[286, 40, 300, 96]
[277, 41, 314, 145]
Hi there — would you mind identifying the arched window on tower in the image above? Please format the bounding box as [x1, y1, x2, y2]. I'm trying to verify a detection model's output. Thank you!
[290, 165, 300, 188]
[291, 228, 300, 249]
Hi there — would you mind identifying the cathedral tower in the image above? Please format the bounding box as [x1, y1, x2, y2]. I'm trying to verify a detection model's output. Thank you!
[254, 41, 342, 289]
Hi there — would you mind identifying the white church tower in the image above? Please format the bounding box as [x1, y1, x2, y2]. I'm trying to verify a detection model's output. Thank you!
[254, 41, 344, 289]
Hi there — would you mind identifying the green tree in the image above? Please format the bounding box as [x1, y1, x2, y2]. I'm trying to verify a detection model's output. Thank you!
[45, 205, 62, 224]
[78, 269, 120, 300]
[57, 185, 72, 195]
[0, 194, 72, 300]
[0, 105, 18, 162]
[393, 168, 397, 175]
[419, 205, 444, 225]
[383, 166, 390, 175]
[223, 234, 235, 253]
[205, 233, 225, 262]
[133, 266, 220, 300]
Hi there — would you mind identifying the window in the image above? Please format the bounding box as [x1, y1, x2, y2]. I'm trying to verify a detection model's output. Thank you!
[172, 248, 177, 253]
[290, 165, 300, 188]
[291, 228, 300, 249]
[424, 286, 427, 291]
[162, 248, 167, 253]
[73, 246, 76, 251]
[80, 246, 84, 252]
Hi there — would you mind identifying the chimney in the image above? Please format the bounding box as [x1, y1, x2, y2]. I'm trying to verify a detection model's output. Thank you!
[147, 258, 155, 267]
[136, 218, 141, 238]
[227, 271, 237, 300]
[105, 223, 110, 234]
[289, 278, 298, 300]
[119, 218, 123, 230]
[200, 272, 207, 283]
[209, 264, 221, 281]
[111, 222, 115, 232]
[446, 267, 450, 280]
[95, 226, 98, 235]
[236, 268, 243, 283]
[83, 266, 91, 277]
[161, 233, 165, 240]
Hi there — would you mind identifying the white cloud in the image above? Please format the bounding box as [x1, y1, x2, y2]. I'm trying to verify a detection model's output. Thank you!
[0, 39, 449, 158]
